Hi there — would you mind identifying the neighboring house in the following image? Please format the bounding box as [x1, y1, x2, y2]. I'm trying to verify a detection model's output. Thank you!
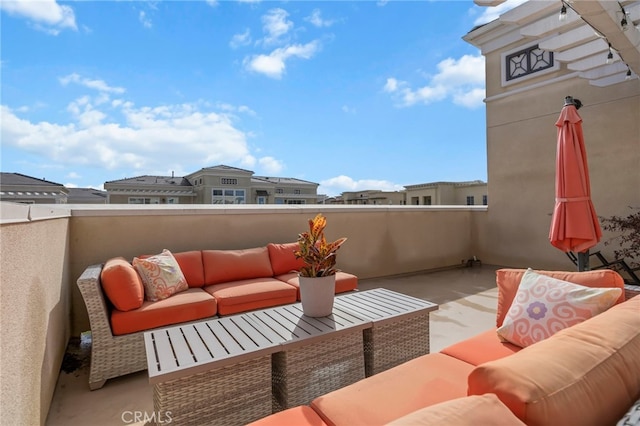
[104, 174, 196, 205]
[104, 165, 319, 205]
[66, 188, 108, 204]
[0, 173, 69, 204]
[404, 181, 488, 206]
[465, 0, 639, 266]
[342, 190, 406, 205]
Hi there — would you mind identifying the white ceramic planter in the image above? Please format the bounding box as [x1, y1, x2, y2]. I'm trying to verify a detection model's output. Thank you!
[298, 275, 336, 317]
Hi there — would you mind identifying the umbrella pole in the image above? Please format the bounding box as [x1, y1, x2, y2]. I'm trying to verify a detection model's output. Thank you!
[577, 250, 590, 271]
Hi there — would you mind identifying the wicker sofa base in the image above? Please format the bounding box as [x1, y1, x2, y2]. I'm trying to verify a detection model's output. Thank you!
[153, 356, 272, 426]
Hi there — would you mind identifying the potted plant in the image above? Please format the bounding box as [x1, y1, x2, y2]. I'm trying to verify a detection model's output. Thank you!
[295, 213, 347, 317]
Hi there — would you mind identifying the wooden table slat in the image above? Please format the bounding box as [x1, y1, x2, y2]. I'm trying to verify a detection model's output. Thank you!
[180, 325, 214, 362]
[166, 327, 196, 368]
[192, 321, 234, 359]
[151, 329, 179, 372]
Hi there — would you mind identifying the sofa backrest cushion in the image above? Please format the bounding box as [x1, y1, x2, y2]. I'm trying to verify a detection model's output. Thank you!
[173, 250, 205, 288]
[100, 257, 144, 312]
[495, 268, 625, 328]
[386, 394, 526, 426]
[203, 247, 274, 285]
[468, 296, 640, 426]
[267, 242, 305, 276]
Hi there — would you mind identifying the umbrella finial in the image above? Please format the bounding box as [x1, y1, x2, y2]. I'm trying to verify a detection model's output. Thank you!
[563, 96, 582, 109]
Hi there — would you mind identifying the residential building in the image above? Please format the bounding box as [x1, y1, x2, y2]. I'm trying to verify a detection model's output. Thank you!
[342, 190, 406, 205]
[67, 188, 108, 204]
[404, 181, 488, 205]
[466, 0, 639, 267]
[0, 173, 68, 204]
[104, 165, 319, 204]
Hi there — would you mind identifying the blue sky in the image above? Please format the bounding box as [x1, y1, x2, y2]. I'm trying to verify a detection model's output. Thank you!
[1, 0, 524, 196]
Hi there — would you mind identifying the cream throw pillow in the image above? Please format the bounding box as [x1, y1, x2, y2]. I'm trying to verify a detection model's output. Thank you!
[497, 268, 621, 347]
[133, 249, 188, 301]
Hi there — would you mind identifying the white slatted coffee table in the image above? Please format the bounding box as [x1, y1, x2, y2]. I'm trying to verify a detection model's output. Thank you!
[334, 288, 438, 376]
[242, 303, 370, 411]
[144, 315, 281, 426]
[144, 288, 438, 422]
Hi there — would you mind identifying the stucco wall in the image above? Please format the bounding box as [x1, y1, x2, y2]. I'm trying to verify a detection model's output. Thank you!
[0, 205, 71, 426]
[67, 205, 484, 335]
[480, 48, 640, 269]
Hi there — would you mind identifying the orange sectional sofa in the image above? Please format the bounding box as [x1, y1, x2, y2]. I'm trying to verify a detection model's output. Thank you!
[249, 268, 640, 426]
[76, 242, 358, 390]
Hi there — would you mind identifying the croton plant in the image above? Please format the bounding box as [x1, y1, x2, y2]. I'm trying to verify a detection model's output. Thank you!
[295, 213, 347, 278]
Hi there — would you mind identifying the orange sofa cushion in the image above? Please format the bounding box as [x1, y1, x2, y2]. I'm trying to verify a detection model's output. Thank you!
[277, 271, 358, 299]
[246, 406, 327, 426]
[110, 288, 217, 335]
[203, 247, 274, 285]
[267, 242, 306, 276]
[173, 250, 205, 288]
[440, 329, 521, 366]
[386, 394, 526, 426]
[311, 353, 475, 426]
[204, 278, 297, 316]
[495, 268, 625, 328]
[468, 296, 640, 426]
[100, 257, 144, 312]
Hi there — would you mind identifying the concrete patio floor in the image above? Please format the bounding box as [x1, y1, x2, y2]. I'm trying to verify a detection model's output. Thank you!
[46, 264, 504, 426]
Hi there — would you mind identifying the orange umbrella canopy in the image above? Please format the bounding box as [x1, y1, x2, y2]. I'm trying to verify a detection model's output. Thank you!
[549, 99, 602, 253]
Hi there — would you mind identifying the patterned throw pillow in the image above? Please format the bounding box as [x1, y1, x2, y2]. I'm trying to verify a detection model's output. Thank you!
[133, 249, 188, 301]
[497, 268, 621, 347]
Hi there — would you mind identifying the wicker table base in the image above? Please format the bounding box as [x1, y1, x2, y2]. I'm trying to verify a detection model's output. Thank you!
[153, 356, 272, 426]
[272, 331, 365, 411]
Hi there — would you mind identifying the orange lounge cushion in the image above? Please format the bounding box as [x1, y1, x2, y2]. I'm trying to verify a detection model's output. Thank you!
[246, 406, 327, 426]
[440, 329, 521, 366]
[110, 288, 217, 335]
[100, 257, 144, 312]
[173, 250, 205, 288]
[495, 268, 625, 328]
[204, 278, 297, 316]
[468, 296, 640, 426]
[278, 271, 358, 299]
[386, 394, 526, 426]
[267, 242, 305, 275]
[203, 247, 274, 285]
[311, 353, 475, 426]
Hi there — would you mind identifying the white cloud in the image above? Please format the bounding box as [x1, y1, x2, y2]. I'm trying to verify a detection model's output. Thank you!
[244, 41, 320, 79]
[384, 54, 485, 109]
[258, 156, 283, 174]
[261, 8, 293, 45]
[319, 175, 404, 197]
[59, 73, 126, 94]
[473, 0, 528, 26]
[230, 28, 252, 49]
[0, 0, 77, 34]
[139, 11, 152, 29]
[67, 172, 81, 179]
[206, 0, 219, 7]
[341, 105, 356, 114]
[0, 76, 280, 176]
[305, 9, 335, 28]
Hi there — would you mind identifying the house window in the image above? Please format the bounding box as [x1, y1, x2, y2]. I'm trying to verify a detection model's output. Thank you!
[212, 189, 245, 204]
[166, 197, 178, 204]
[294, 189, 301, 195]
[286, 199, 305, 204]
[506, 45, 554, 81]
[466, 196, 475, 205]
[423, 196, 432, 205]
[221, 178, 238, 185]
[257, 196, 266, 204]
[129, 197, 159, 204]
[275, 188, 284, 194]
[482, 195, 488, 205]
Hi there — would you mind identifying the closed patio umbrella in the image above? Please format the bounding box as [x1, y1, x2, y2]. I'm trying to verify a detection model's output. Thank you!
[549, 96, 602, 271]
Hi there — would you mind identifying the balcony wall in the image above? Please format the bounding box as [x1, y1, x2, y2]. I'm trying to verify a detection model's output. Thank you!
[1, 203, 490, 426]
